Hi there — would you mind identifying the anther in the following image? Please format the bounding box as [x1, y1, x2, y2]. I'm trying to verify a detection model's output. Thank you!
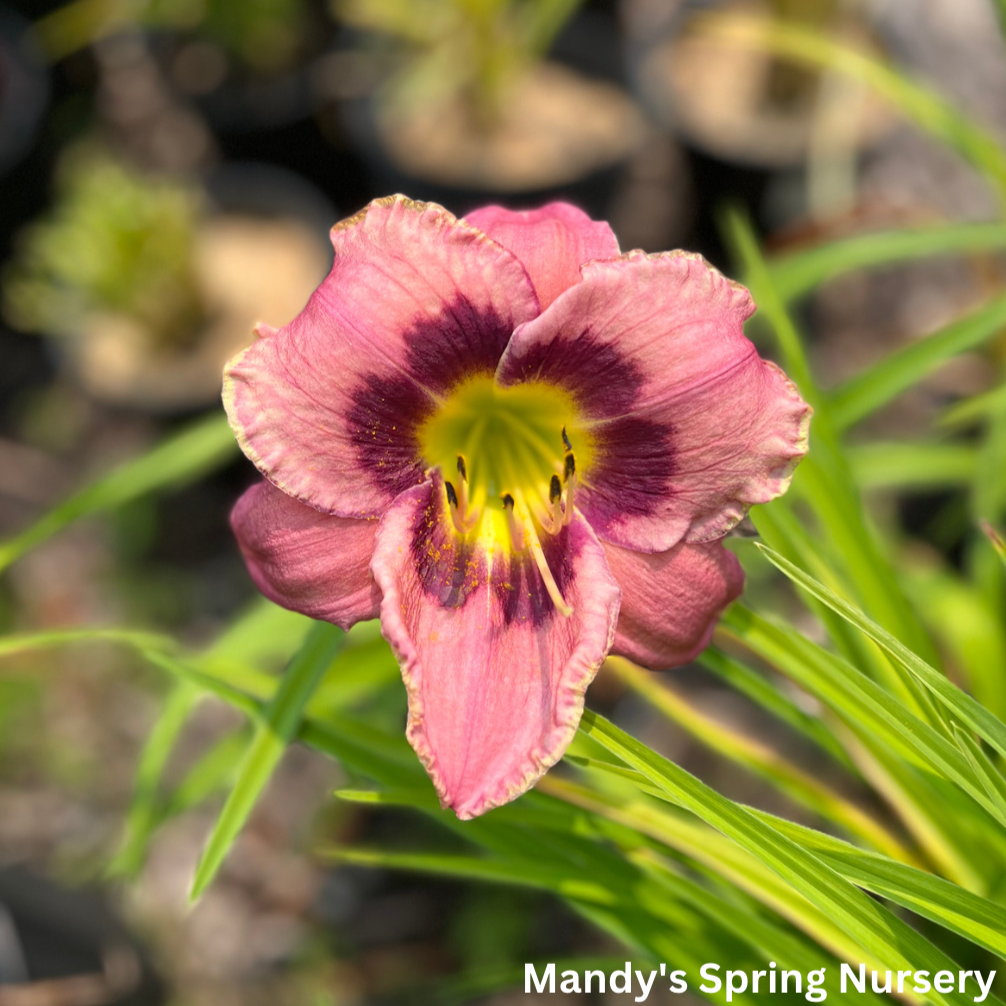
[501, 493, 525, 551]
[562, 426, 572, 452]
[562, 451, 577, 526]
[445, 480, 459, 508]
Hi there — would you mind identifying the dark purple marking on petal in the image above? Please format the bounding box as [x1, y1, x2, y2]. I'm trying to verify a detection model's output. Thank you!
[403, 300, 515, 396]
[506, 330, 676, 521]
[347, 371, 432, 497]
[494, 526, 575, 628]
[347, 299, 516, 495]
[411, 494, 483, 611]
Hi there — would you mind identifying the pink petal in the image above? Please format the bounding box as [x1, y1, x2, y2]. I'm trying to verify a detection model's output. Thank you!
[224, 196, 539, 521]
[231, 480, 380, 630]
[371, 474, 621, 819]
[604, 539, 744, 668]
[465, 202, 619, 311]
[497, 251, 811, 552]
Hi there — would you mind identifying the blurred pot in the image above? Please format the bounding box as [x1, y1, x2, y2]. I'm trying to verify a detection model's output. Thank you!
[625, 0, 892, 169]
[0, 867, 163, 1005]
[337, 11, 650, 217]
[63, 163, 333, 413]
[0, 4, 48, 175]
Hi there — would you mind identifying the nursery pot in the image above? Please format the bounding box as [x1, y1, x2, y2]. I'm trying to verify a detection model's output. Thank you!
[339, 11, 650, 218]
[626, 0, 892, 170]
[0, 867, 163, 1005]
[61, 162, 333, 413]
[0, 4, 48, 176]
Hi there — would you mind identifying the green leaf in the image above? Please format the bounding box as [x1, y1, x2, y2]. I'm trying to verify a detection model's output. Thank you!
[831, 293, 1006, 430]
[907, 566, 1006, 721]
[189, 621, 346, 900]
[697, 645, 853, 768]
[952, 726, 1006, 827]
[723, 206, 938, 671]
[547, 774, 907, 970]
[109, 681, 202, 877]
[756, 545, 1006, 764]
[0, 413, 237, 573]
[769, 223, 1006, 303]
[720, 603, 1006, 831]
[982, 520, 1006, 566]
[697, 13, 1006, 200]
[0, 627, 173, 659]
[327, 847, 621, 906]
[580, 710, 996, 1006]
[847, 443, 977, 490]
[939, 382, 1006, 429]
[607, 656, 910, 860]
[747, 807, 1006, 962]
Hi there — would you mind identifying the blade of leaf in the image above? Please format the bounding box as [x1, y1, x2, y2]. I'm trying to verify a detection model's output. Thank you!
[745, 806, 1006, 962]
[719, 605, 1006, 834]
[189, 620, 346, 900]
[109, 680, 202, 878]
[831, 293, 1006, 430]
[848, 443, 977, 490]
[769, 223, 1006, 303]
[952, 726, 1006, 826]
[695, 12, 1006, 199]
[606, 656, 910, 861]
[756, 544, 1006, 763]
[0, 413, 236, 573]
[697, 645, 853, 769]
[579, 710, 995, 1006]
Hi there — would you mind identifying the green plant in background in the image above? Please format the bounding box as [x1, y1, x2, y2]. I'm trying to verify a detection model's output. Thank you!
[2, 146, 206, 348]
[31, 0, 311, 71]
[334, 0, 584, 128]
[4, 11, 1006, 1005]
[148, 0, 311, 72]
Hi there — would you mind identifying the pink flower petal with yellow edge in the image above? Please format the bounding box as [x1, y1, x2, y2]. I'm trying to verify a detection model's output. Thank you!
[371, 473, 621, 819]
[497, 250, 811, 552]
[464, 203, 619, 311]
[231, 480, 380, 629]
[603, 539, 744, 668]
[223, 196, 539, 521]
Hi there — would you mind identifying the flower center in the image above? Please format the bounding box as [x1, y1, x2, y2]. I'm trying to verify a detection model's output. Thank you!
[418, 376, 593, 615]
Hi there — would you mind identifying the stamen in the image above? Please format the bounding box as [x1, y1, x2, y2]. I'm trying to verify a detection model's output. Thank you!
[456, 454, 470, 515]
[515, 496, 573, 617]
[501, 493, 525, 551]
[445, 480, 469, 534]
[563, 450, 577, 526]
[562, 426, 572, 452]
[547, 474, 563, 533]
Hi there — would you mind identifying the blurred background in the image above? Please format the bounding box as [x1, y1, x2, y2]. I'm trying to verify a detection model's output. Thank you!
[1, 0, 1005, 1003]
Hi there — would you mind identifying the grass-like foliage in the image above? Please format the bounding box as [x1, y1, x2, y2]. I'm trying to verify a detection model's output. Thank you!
[3, 18, 1006, 1004]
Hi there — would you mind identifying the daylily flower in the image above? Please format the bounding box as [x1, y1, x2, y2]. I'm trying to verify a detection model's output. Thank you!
[224, 196, 811, 819]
